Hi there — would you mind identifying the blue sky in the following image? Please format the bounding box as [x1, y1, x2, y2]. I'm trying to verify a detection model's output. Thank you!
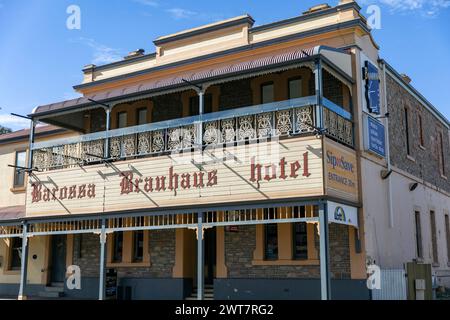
[0, 0, 449, 131]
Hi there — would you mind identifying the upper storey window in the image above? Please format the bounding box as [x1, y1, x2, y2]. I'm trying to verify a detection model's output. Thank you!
[438, 131, 446, 176]
[137, 108, 147, 125]
[13, 150, 26, 188]
[404, 107, 411, 156]
[261, 82, 274, 104]
[117, 111, 128, 129]
[288, 77, 303, 100]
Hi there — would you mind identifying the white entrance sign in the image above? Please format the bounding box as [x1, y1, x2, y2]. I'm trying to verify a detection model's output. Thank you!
[328, 201, 358, 228]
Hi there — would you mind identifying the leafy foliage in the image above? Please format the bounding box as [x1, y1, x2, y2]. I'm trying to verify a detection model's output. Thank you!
[0, 125, 12, 135]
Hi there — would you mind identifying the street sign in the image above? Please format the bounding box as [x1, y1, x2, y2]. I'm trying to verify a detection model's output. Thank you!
[365, 115, 386, 158]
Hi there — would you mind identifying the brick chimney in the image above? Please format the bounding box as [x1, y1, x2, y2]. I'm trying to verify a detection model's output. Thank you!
[303, 3, 331, 15]
[124, 49, 145, 60]
[400, 74, 412, 84]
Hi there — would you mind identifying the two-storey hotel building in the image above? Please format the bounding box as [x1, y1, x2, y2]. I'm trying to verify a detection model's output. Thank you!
[0, 0, 448, 300]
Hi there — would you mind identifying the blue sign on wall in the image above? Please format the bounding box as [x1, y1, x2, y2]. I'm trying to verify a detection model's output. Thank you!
[367, 116, 386, 157]
[364, 61, 380, 115]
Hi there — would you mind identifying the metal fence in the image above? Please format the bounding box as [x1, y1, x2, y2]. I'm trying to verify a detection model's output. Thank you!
[371, 269, 407, 300]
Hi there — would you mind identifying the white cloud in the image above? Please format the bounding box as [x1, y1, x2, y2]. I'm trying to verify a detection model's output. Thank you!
[132, 0, 159, 7]
[361, 0, 450, 16]
[165, 8, 227, 22]
[166, 8, 198, 19]
[0, 114, 30, 130]
[72, 37, 123, 65]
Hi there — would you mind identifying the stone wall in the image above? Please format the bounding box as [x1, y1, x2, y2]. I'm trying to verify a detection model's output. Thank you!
[224, 223, 351, 279]
[219, 79, 253, 111]
[72, 229, 175, 279]
[386, 74, 450, 193]
[152, 93, 183, 122]
[73, 233, 100, 277]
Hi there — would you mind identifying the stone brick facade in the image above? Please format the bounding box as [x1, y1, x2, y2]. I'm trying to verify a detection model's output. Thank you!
[72, 230, 175, 279]
[386, 74, 450, 193]
[219, 79, 254, 111]
[152, 93, 183, 122]
[73, 233, 100, 277]
[224, 224, 351, 279]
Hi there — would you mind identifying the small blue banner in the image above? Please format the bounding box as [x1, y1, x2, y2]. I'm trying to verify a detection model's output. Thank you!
[367, 116, 386, 157]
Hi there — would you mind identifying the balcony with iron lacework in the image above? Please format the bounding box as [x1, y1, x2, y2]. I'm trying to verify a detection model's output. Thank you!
[30, 66, 353, 172]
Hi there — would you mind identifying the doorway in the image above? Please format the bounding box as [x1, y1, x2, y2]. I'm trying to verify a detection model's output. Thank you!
[204, 228, 216, 285]
[50, 235, 67, 284]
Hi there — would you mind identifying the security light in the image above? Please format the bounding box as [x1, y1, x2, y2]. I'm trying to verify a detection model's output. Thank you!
[409, 182, 418, 191]
[380, 169, 392, 180]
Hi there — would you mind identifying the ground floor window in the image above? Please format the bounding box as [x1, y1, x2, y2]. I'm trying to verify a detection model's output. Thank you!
[254, 206, 319, 265]
[133, 230, 144, 262]
[112, 232, 124, 263]
[9, 237, 22, 270]
[293, 222, 308, 260]
[414, 211, 423, 259]
[107, 230, 150, 266]
[264, 224, 278, 260]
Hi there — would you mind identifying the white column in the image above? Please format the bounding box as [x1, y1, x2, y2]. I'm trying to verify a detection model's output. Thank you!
[18, 223, 29, 300]
[98, 219, 107, 300]
[319, 203, 331, 300]
[197, 212, 204, 300]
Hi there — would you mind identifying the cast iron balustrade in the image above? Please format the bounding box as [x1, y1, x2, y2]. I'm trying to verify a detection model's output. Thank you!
[31, 96, 353, 172]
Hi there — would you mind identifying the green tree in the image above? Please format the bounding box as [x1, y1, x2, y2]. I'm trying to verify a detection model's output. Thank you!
[0, 125, 12, 135]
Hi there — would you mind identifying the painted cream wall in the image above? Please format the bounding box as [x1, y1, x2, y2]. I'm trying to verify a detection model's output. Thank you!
[0, 131, 76, 287]
[362, 159, 450, 287]
[0, 131, 77, 209]
[0, 140, 28, 207]
[82, 3, 377, 86]
[0, 236, 49, 285]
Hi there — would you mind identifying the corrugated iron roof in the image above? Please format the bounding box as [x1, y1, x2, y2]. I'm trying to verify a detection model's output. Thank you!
[0, 125, 65, 144]
[0, 205, 25, 222]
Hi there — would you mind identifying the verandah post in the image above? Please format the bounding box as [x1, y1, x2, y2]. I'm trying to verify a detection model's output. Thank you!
[98, 219, 107, 300]
[18, 222, 29, 300]
[319, 202, 331, 300]
[197, 212, 204, 300]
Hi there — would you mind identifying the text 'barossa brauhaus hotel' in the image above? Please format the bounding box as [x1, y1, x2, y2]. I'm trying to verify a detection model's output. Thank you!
[0, 0, 449, 300]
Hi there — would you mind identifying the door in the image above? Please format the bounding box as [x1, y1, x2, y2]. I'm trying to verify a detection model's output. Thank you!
[204, 228, 216, 285]
[51, 235, 67, 283]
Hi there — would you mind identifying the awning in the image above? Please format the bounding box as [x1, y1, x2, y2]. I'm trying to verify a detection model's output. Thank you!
[0, 206, 25, 222]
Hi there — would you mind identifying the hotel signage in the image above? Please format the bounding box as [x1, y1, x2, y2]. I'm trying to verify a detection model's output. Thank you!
[324, 138, 359, 203]
[363, 60, 380, 115]
[327, 201, 358, 228]
[364, 114, 386, 158]
[26, 137, 324, 217]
